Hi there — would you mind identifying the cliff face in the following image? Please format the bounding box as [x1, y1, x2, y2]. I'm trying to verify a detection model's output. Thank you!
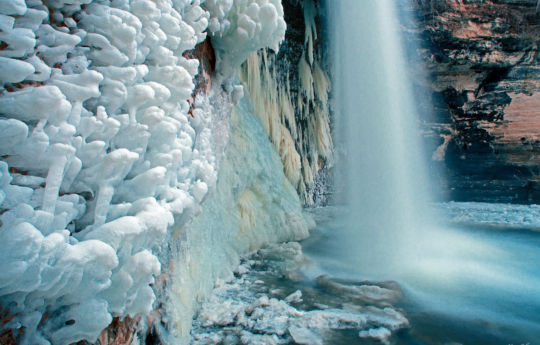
[406, 0, 540, 202]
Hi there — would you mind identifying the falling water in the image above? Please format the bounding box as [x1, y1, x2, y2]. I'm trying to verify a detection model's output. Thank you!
[315, 0, 540, 341]
[330, 0, 432, 279]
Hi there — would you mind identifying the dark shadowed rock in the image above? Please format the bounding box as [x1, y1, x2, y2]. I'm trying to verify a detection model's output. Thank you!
[402, 0, 540, 203]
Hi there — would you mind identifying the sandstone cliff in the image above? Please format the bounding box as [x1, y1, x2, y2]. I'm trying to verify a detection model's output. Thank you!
[406, 0, 540, 202]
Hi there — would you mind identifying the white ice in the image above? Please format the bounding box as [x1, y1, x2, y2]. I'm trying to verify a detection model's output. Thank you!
[0, 0, 290, 344]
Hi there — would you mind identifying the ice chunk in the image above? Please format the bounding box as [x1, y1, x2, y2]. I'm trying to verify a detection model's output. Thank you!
[94, 66, 138, 84]
[50, 69, 103, 102]
[0, 119, 28, 153]
[24, 55, 52, 82]
[284, 290, 302, 303]
[84, 33, 129, 66]
[121, 250, 161, 316]
[47, 300, 112, 345]
[0, 221, 43, 292]
[41, 143, 76, 215]
[0, 57, 35, 83]
[0, 0, 26, 16]
[191, 179, 207, 203]
[0, 27, 35, 58]
[46, 0, 93, 11]
[15, 8, 48, 31]
[0, 86, 71, 125]
[288, 326, 322, 345]
[146, 66, 193, 100]
[84, 216, 144, 252]
[0, 14, 15, 32]
[115, 167, 167, 202]
[205, 0, 286, 79]
[36, 25, 82, 65]
[358, 327, 392, 342]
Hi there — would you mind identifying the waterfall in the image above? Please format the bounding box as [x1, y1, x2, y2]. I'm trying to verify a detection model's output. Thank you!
[323, 3, 540, 340]
[330, 0, 432, 280]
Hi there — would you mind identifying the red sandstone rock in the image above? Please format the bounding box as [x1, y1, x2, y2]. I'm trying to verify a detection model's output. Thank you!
[0, 309, 20, 345]
[183, 37, 216, 117]
[408, 0, 540, 202]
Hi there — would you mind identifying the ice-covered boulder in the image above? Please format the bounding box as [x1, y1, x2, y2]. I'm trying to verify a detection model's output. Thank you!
[204, 0, 287, 80]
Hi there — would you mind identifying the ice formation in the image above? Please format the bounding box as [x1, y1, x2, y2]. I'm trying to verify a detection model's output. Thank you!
[168, 97, 309, 343]
[191, 242, 409, 345]
[0, 0, 293, 344]
[204, 0, 286, 81]
[239, 0, 333, 204]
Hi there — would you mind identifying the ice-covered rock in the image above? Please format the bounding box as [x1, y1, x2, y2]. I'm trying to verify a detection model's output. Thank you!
[0, 0, 305, 343]
[204, 0, 287, 80]
[192, 242, 409, 345]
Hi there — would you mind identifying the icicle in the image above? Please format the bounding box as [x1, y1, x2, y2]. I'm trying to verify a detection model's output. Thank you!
[239, 0, 333, 204]
[279, 124, 302, 187]
[240, 50, 302, 188]
[312, 60, 330, 108]
[302, 0, 318, 65]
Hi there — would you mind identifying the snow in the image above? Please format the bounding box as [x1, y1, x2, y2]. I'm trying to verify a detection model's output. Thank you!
[436, 201, 540, 229]
[0, 0, 290, 344]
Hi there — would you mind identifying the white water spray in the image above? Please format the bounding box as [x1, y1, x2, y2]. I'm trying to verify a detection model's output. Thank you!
[331, 0, 433, 279]
[320, 1, 540, 340]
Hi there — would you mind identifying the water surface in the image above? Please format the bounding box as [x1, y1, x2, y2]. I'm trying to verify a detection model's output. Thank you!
[302, 203, 540, 344]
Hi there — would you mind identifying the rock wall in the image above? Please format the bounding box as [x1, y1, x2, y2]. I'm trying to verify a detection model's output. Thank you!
[404, 0, 540, 203]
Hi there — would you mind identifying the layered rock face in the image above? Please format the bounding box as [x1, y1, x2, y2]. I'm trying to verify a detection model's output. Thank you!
[406, 0, 540, 203]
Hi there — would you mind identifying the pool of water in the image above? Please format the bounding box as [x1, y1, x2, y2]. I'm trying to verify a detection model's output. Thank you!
[192, 202, 540, 344]
[302, 203, 540, 344]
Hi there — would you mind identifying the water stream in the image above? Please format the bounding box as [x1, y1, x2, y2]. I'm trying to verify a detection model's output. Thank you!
[330, 0, 434, 281]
